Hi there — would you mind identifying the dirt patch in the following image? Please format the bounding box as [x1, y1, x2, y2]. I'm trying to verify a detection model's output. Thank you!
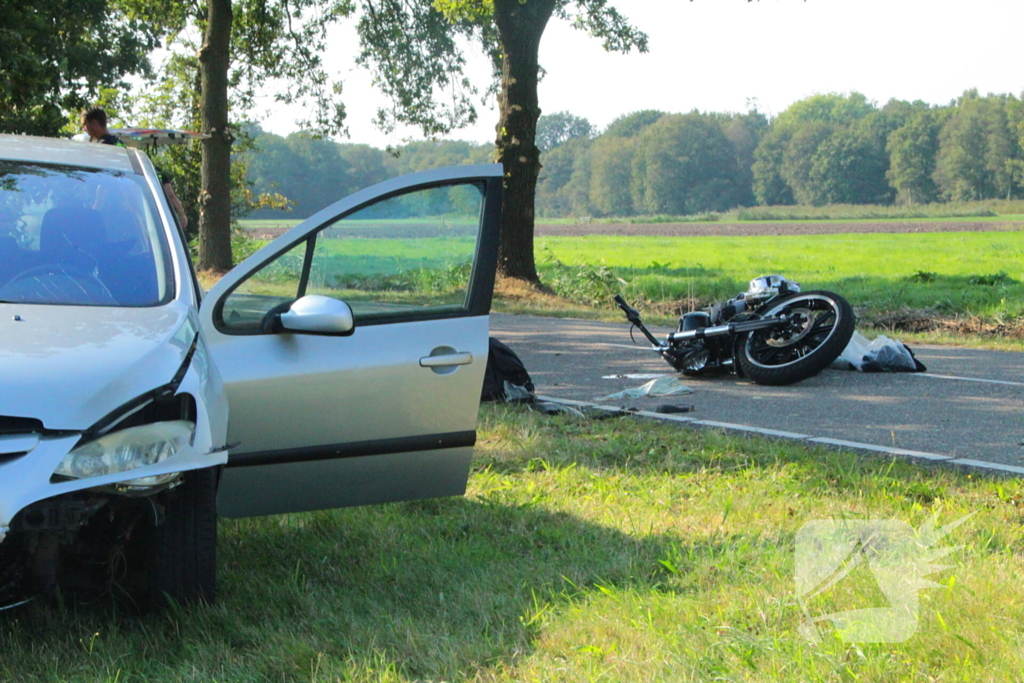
[857, 307, 1024, 339]
[536, 220, 1024, 238]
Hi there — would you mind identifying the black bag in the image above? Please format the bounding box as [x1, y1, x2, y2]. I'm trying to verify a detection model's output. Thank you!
[481, 337, 535, 402]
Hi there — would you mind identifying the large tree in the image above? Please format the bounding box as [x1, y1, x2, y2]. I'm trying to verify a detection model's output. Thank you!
[535, 135, 592, 217]
[358, 0, 647, 283]
[886, 108, 947, 205]
[934, 91, 1022, 201]
[536, 110, 594, 152]
[588, 134, 634, 216]
[633, 112, 742, 215]
[721, 109, 767, 208]
[0, 0, 160, 136]
[753, 93, 878, 206]
[121, 0, 353, 271]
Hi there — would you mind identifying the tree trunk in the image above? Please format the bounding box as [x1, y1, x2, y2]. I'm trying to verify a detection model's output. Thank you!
[493, 0, 555, 284]
[196, 0, 234, 273]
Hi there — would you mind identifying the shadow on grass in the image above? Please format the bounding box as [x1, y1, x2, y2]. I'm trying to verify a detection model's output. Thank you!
[0, 494, 706, 682]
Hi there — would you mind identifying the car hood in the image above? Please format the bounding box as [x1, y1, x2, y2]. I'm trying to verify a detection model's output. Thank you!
[0, 302, 196, 430]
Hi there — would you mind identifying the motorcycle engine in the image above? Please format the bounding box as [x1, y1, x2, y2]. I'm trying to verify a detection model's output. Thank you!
[743, 274, 800, 307]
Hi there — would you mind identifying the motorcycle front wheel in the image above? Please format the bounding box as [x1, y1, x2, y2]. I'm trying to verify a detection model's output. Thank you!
[738, 291, 855, 386]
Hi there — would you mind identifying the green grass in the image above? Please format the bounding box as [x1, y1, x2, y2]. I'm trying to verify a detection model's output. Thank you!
[536, 232, 1024, 339]
[3, 405, 1024, 682]
[233, 220, 1024, 345]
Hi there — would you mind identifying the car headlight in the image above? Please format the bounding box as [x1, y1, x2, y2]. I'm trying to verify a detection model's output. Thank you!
[54, 420, 196, 485]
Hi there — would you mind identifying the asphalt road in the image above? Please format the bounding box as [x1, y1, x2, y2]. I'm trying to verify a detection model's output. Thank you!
[490, 313, 1024, 468]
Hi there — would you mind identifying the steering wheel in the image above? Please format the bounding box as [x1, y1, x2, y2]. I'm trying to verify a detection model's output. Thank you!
[0, 263, 116, 304]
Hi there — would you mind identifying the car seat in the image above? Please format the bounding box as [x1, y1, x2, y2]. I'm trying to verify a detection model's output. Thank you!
[39, 206, 107, 273]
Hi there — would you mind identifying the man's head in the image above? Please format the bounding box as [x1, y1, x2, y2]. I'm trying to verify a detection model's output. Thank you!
[80, 107, 109, 140]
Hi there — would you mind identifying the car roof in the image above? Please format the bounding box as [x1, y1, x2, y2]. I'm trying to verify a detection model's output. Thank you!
[0, 134, 138, 174]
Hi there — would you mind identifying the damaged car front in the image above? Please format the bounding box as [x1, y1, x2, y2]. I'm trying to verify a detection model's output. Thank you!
[0, 136, 228, 609]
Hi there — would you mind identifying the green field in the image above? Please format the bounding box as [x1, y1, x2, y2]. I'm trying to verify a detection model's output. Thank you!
[3, 406, 1023, 682]
[236, 219, 1024, 344]
[537, 232, 1024, 321]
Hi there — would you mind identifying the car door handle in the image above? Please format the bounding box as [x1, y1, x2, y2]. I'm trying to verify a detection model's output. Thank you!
[419, 351, 473, 368]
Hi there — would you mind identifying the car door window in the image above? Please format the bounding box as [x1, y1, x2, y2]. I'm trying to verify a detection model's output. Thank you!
[218, 181, 485, 333]
[218, 239, 309, 332]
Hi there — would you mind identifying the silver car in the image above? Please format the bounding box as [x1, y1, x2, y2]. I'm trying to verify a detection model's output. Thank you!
[0, 135, 501, 609]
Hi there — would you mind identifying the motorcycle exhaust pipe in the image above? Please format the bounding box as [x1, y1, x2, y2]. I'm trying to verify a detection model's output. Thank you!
[667, 316, 786, 342]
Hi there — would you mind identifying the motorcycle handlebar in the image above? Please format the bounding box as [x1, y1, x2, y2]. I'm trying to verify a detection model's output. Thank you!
[613, 294, 664, 347]
[613, 294, 638, 318]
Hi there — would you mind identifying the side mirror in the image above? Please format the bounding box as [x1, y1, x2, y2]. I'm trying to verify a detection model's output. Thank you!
[278, 295, 355, 335]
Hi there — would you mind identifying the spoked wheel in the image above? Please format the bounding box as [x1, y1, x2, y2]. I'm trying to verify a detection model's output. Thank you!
[738, 291, 855, 386]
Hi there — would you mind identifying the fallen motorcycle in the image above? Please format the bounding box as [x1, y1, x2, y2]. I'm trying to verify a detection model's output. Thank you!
[614, 275, 855, 386]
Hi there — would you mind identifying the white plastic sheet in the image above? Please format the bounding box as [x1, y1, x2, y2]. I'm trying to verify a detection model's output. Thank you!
[596, 376, 693, 401]
[834, 332, 921, 372]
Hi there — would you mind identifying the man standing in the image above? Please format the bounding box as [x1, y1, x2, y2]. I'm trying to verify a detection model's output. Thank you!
[80, 107, 122, 146]
[81, 107, 189, 230]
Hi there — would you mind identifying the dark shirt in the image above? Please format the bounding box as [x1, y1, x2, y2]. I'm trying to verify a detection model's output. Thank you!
[154, 165, 171, 185]
[98, 134, 123, 146]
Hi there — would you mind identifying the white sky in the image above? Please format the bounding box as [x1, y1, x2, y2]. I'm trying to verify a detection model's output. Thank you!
[260, 0, 1024, 147]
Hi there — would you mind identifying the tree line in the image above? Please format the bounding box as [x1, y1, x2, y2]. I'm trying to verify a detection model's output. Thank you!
[243, 89, 1024, 222]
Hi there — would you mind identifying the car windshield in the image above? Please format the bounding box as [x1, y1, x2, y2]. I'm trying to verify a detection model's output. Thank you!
[0, 161, 173, 307]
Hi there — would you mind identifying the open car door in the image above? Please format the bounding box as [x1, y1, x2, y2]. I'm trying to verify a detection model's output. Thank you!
[198, 165, 502, 517]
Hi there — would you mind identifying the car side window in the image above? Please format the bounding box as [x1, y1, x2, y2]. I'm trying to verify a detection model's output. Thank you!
[218, 181, 485, 333]
[218, 240, 309, 331]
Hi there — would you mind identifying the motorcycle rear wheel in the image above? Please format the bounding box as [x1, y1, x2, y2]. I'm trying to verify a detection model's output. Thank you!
[738, 291, 855, 386]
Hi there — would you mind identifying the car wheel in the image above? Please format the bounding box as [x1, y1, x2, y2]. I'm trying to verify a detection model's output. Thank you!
[139, 467, 218, 610]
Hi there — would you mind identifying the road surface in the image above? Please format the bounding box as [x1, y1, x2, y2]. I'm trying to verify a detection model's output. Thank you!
[491, 314, 1024, 469]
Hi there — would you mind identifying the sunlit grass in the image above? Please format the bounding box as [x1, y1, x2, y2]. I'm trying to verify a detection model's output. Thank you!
[3, 406, 1023, 682]
[223, 225, 1024, 346]
[535, 231, 1024, 345]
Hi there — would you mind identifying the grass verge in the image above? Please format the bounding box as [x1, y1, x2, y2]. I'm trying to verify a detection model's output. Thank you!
[532, 231, 1024, 350]
[2, 405, 1022, 682]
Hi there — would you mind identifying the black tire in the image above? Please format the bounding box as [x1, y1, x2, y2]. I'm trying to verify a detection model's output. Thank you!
[142, 467, 218, 610]
[737, 291, 855, 386]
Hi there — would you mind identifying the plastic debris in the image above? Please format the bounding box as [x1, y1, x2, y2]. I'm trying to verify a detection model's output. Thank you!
[833, 332, 926, 373]
[596, 376, 693, 401]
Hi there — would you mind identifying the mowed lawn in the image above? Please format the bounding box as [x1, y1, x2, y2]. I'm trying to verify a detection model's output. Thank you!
[3, 406, 1024, 682]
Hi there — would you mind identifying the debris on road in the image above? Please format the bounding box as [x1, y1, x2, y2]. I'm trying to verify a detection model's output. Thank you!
[596, 376, 693, 401]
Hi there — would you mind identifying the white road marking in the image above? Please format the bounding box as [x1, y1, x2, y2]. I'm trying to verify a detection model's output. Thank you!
[915, 373, 1024, 388]
[693, 420, 811, 439]
[633, 410, 697, 423]
[808, 438, 954, 461]
[536, 396, 1024, 475]
[534, 397, 968, 466]
[948, 459, 1024, 475]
